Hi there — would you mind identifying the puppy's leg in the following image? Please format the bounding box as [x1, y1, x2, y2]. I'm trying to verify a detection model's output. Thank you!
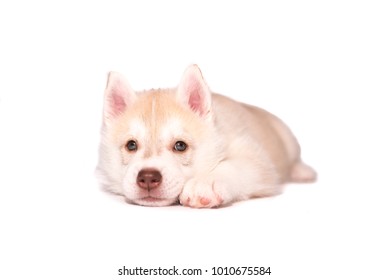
[179, 159, 280, 208]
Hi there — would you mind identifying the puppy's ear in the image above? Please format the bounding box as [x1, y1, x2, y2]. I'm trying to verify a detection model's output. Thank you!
[103, 72, 136, 121]
[176, 65, 212, 118]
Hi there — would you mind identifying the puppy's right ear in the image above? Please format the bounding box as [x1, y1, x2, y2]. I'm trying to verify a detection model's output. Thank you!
[103, 72, 136, 121]
[176, 64, 212, 119]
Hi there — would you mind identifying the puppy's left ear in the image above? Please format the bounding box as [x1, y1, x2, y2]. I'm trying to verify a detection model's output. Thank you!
[103, 72, 136, 122]
[176, 65, 212, 118]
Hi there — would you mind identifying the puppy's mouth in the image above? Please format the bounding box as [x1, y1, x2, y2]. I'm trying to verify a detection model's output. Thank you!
[131, 196, 178, 207]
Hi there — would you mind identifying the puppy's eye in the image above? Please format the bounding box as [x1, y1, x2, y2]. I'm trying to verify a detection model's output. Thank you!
[126, 140, 138, 152]
[173, 141, 187, 152]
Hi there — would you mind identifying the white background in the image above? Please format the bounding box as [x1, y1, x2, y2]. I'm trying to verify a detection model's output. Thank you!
[1, 1, 388, 279]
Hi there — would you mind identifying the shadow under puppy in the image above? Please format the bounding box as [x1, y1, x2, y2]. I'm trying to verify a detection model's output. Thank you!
[96, 65, 316, 208]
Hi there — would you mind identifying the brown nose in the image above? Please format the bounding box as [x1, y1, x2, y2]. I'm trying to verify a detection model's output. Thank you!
[136, 169, 162, 190]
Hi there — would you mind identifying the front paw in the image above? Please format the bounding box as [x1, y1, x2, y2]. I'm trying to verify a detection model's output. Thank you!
[179, 179, 224, 208]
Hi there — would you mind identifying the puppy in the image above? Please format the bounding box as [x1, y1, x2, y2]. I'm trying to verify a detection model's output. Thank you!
[96, 65, 316, 208]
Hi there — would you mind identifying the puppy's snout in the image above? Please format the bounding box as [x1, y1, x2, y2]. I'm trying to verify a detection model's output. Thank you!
[137, 169, 162, 190]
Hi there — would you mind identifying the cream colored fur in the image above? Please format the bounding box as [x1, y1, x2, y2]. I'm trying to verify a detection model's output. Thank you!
[96, 65, 316, 208]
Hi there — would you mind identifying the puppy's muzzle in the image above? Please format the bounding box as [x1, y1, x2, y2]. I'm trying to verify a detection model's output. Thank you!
[137, 169, 162, 190]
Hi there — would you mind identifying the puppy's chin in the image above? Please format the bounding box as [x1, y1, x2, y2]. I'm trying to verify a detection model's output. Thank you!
[128, 197, 178, 207]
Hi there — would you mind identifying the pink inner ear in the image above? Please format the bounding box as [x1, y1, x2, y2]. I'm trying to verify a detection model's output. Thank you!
[111, 92, 127, 115]
[177, 65, 211, 118]
[106, 83, 130, 118]
[188, 84, 204, 114]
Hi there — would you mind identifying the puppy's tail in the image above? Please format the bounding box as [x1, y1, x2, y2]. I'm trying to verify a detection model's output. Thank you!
[290, 161, 317, 183]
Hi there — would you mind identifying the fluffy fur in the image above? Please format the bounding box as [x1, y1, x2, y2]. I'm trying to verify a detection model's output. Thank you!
[96, 65, 316, 208]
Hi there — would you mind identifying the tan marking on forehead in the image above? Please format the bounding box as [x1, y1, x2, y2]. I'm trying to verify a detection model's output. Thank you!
[110, 88, 206, 158]
[143, 95, 157, 158]
[137, 89, 181, 158]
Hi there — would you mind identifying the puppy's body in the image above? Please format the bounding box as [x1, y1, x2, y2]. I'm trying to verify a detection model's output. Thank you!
[97, 65, 316, 208]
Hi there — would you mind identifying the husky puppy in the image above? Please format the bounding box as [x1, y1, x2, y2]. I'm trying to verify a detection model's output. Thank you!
[96, 65, 316, 207]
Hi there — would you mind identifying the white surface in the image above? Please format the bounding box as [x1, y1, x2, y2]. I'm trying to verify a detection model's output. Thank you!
[1, 1, 388, 279]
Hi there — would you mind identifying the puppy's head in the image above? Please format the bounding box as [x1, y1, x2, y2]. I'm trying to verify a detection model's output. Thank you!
[96, 65, 214, 206]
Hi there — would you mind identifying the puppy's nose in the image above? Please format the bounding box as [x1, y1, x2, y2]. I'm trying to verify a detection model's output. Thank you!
[137, 169, 162, 190]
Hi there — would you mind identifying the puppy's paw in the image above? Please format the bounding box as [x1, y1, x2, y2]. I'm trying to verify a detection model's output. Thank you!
[179, 179, 224, 208]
